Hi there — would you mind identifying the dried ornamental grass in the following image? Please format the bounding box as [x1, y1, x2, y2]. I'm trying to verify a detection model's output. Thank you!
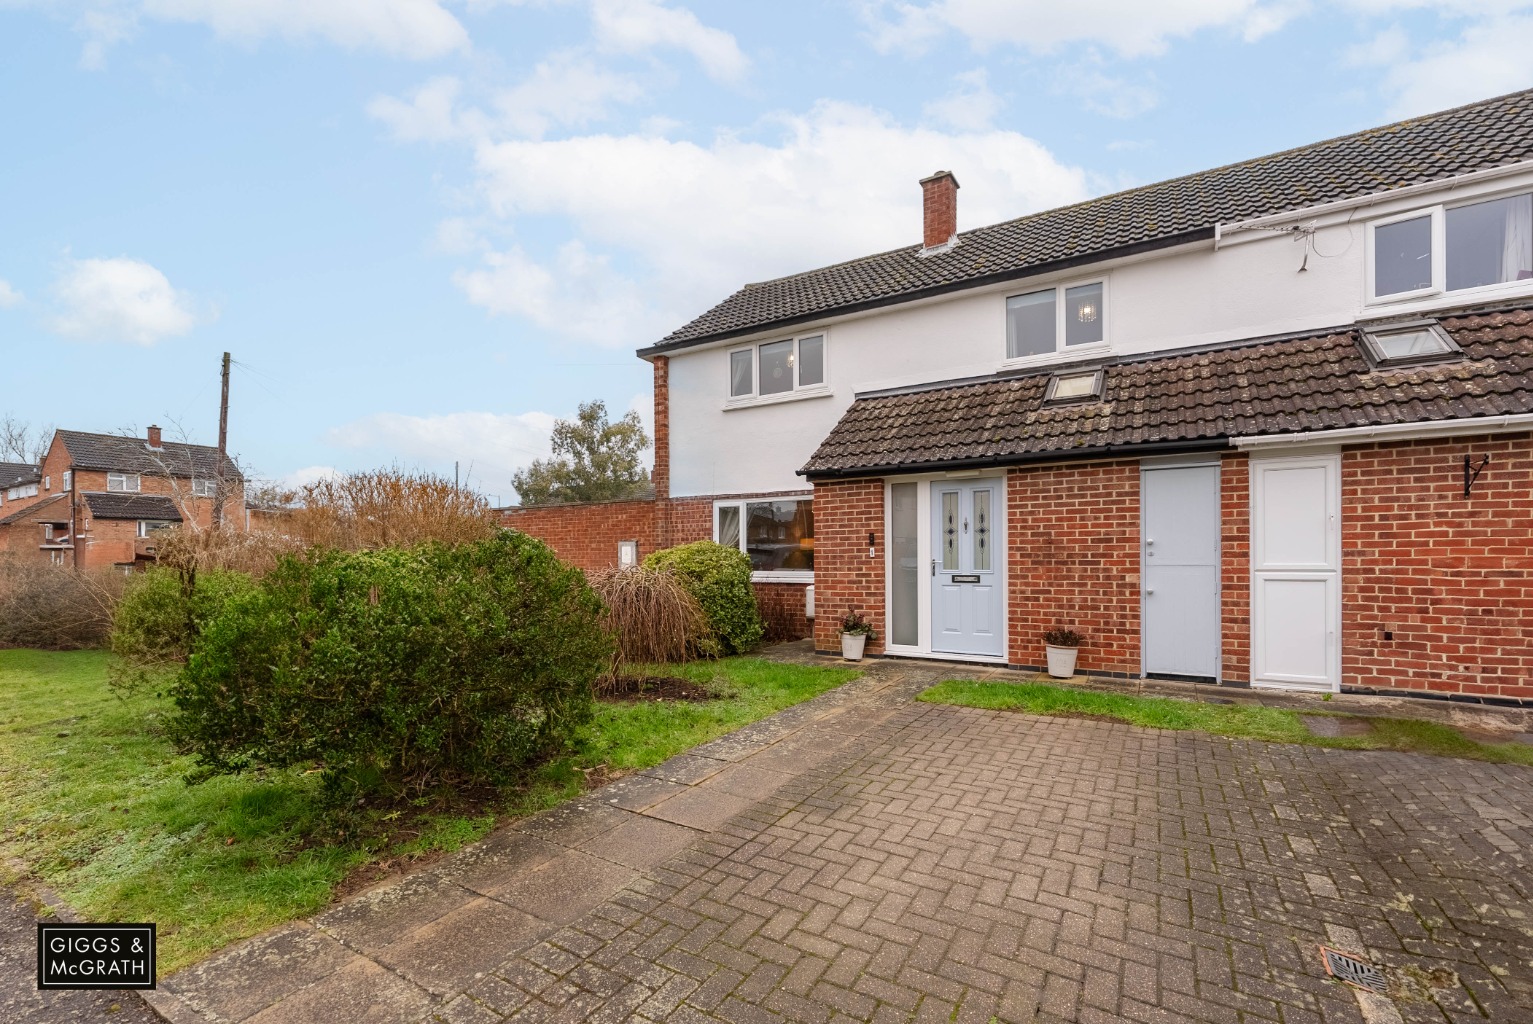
[587, 565, 711, 681]
[0, 555, 127, 650]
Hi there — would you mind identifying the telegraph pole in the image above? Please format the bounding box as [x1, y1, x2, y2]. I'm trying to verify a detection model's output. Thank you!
[212, 351, 230, 529]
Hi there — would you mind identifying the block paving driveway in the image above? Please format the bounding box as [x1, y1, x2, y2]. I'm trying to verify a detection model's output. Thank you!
[146, 662, 1533, 1024]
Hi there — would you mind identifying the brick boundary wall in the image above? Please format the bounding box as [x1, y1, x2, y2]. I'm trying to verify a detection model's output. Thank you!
[1341, 431, 1533, 702]
[1007, 460, 1141, 675]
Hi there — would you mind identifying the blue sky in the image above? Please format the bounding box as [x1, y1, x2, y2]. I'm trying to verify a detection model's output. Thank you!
[2, 0, 1531, 502]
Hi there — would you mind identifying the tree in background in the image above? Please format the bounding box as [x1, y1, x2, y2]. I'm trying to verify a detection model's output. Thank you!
[513, 400, 650, 506]
[0, 415, 53, 464]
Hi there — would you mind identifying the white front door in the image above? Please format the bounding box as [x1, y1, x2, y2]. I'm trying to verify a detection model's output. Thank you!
[1251, 454, 1341, 691]
[930, 479, 1004, 657]
[1142, 464, 1221, 679]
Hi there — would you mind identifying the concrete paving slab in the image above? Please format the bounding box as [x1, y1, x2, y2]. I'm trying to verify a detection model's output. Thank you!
[594, 773, 691, 812]
[435, 832, 566, 898]
[642, 785, 755, 831]
[313, 870, 479, 953]
[480, 849, 637, 925]
[510, 801, 631, 846]
[241, 956, 433, 1024]
[371, 898, 547, 998]
[162, 922, 356, 1023]
[577, 815, 700, 870]
[638, 752, 730, 785]
[703, 763, 795, 802]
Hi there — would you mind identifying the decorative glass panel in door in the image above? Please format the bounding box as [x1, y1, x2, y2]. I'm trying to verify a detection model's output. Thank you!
[941, 491, 959, 570]
[972, 489, 991, 571]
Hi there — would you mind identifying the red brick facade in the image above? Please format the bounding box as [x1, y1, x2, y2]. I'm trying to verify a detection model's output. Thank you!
[1220, 453, 1252, 685]
[1006, 461, 1141, 675]
[1341, 432, 1533, 701]
[810, 479, 885, 655]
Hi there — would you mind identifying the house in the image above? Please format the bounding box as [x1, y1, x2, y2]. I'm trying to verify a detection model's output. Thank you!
[0, 425, 245, 570]
[507, 88, 1533, 703]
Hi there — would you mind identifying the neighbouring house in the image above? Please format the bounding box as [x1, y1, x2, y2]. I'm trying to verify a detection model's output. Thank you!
[507, 88, 1533, 703]
[0, 425, 245, 570]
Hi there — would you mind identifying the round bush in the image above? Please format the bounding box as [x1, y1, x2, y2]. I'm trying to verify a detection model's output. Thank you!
[167, 531, 610, 801]
[643, 540, 763, 656]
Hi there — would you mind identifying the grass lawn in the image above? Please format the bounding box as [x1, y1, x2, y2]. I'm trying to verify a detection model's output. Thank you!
[919, 679, 1533, 766]
[0, 648, 856, 972]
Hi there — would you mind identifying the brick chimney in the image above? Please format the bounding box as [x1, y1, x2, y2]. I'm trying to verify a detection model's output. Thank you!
[147, 424, 162, 449]
[920, 170, 960, 251]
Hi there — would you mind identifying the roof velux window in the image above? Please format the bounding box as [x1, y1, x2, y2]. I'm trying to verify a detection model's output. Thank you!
[1043, 368, 1106, 404]
[1358, 319, 1461, 368]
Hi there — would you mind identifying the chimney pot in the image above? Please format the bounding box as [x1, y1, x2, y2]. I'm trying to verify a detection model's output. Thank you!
[147, 424, 162, 449]
[919, 170, 960, 251]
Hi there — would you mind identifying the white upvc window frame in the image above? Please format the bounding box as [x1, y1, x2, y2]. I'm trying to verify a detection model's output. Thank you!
[137, 519, 175, 538]
[62, 470, 71, 490]
[724, 332, 831, 409]
[1366, 184, 1533, 306]
[1001, 275, 1110, 369]
[191, 478, 216, 497]
[107, 473, 141, 493]
[713, 494, 815, 583]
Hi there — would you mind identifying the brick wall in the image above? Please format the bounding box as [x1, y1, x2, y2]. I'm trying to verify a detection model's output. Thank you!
[811, 479, 885, 654]
[1006, 460, 1141, 675]
[1220, 452, 1251, 685]
[502, 498, 659, 571]
[652, 356, 669, 501]
[1342, 432, 1533, 701]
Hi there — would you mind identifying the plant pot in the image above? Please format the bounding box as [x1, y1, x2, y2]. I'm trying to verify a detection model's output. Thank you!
[1045, 644, 1079, 678]
[841, 632, 867, 661]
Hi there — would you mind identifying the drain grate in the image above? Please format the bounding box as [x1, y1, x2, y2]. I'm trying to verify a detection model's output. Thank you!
[1320, 946, 1388, 993]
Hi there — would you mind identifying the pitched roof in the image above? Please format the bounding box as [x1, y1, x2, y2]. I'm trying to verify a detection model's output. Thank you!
[801, 305, 1533, 477]
[646, 89, 1533, 354]
[0, 493, 67, 526]
[59, 430, 241, 481]
[81, 492, 184, 522]
[0, 462, 40, 489]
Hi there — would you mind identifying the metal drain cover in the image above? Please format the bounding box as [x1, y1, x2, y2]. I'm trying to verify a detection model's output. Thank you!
[1320, 946, 1387, 993]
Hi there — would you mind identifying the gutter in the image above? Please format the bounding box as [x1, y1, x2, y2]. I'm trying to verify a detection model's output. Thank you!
[638, 227, 1216, 359]
[799, 438, 1231, 480]
[1231, 414, 1533, 450]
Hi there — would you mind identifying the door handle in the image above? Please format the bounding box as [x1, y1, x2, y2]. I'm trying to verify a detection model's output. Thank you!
[931, 558, 936, 577]
[1146, 589, 1154, 595]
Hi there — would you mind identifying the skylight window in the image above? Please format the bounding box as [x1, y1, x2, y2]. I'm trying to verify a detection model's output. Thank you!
[1358, 319, 1461, 368]
[1043, 368, 1106, 404]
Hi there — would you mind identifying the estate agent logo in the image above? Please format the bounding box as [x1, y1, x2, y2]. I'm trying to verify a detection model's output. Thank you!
[37, 923, 156, 989]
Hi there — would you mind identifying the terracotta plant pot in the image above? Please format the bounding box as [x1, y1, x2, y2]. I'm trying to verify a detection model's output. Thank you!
[841, 632, 867, 661]
[1045, 644, 1079, 678]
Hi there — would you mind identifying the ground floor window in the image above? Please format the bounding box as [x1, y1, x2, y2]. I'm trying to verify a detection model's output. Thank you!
[715, 496, 813, 577]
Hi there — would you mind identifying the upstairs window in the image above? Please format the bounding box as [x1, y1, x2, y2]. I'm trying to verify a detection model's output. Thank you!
[62, 471, 71, 490]
[107, 473, 140, 493]
[1006, 280, 1104, 359]
[715, 497, 814, 576]
[728, 334, 826, 400]
[1369, 190, 1533, 302]
[191, 479, 216, 497]
[6, 484, 38, 500]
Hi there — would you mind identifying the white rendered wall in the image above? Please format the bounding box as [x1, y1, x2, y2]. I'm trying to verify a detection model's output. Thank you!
[666, 171, 1533, 498]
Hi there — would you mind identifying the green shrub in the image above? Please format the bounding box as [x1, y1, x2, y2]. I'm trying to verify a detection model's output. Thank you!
[167, 532, 609, 802]
[643, 541, 763, 656]
[110, 565, 255, 691]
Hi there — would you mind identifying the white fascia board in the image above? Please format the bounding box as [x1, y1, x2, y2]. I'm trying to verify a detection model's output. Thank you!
[1215, 158, 1533, 248]
[1233, 414, 1533, 451]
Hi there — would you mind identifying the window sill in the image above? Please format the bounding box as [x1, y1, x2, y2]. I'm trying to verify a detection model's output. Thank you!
[1362, 278, 1533, 316]
[998, 344, 1109, 373]
[723, 386, 833, 411]
[751, 570, 813, 584]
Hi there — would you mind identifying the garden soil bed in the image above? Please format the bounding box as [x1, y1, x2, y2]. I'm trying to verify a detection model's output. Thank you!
[598, 676, 720, 702]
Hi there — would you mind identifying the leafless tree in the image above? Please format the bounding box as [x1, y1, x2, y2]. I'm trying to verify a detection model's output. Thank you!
[0, 415, 53, 464]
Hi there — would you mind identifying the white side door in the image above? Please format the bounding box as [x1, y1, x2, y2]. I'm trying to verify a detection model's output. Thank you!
[1251, 454, 1341, 691]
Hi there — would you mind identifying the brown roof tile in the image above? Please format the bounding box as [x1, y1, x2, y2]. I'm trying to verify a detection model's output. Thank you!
[801, 305, 1533, 477]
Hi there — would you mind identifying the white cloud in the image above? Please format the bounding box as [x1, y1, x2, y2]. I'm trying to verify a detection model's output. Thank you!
[458, 100, 1090, 348]
[922, 69, 1003, 131]
[590, 0, 748, 82]
[49, 257, 203, 345]
[0, 279, 22, 308]
[1051, 59, 1160, 118]
[280, 464, 344, 490]
[61, 0, 468, 64]
[1343, 24, 1410, 67]
[865, 0, 1299, 58]
[1370, 14, 1533, 117]
[370, 57, 645, 143]
[326, 410, 560, 494]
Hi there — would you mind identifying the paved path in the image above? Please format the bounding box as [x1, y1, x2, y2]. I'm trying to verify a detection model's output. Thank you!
[147, 661, 1533, 1023]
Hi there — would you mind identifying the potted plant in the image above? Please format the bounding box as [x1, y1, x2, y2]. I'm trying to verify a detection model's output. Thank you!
[1043, 628, 1084, 678]
[839, 609, 877, 661]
